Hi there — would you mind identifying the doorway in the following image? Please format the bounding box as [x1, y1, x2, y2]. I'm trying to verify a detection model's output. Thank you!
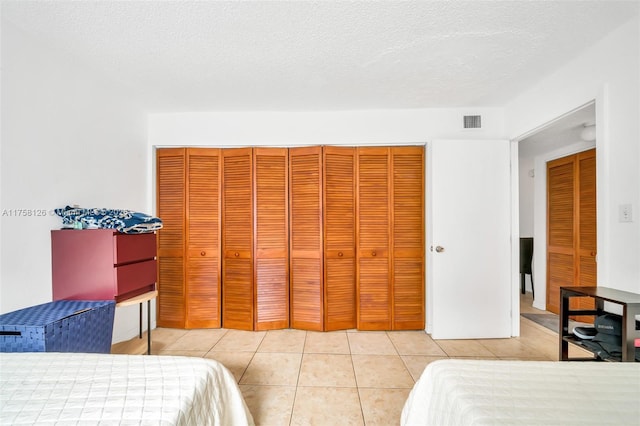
[518, 102, 596, 312]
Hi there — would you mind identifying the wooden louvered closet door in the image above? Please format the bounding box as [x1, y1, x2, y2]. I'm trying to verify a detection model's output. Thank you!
[289, 147, 324, 331]
[578, 150, 597, 291]
[158, 145, 423, 332]
[157, 148, 186, 328]
[391, 147, 425, 330]
[357, 147, 392, 330]
[186, 149, 221, 328]
[222, 148, 254, 330]
[324, 146, 356, 331]
[157, 148, 221, 329]
[254, 148, 289, 330]
[547, 149, 596, 316]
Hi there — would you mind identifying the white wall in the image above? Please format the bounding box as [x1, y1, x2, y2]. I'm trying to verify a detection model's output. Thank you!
[506, 14, 640, 299]
[0, 22, 149, 343]
[147, 107, 506, 213]
[517, 155, 534, 293]
[518, 156, 535, 238]
[148, 108, 505, 147]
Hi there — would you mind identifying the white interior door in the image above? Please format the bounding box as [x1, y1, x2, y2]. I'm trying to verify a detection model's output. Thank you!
[428, 139, 512, 339]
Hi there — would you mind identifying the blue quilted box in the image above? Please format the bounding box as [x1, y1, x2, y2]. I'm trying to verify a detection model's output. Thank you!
[0, 300, 115, 353]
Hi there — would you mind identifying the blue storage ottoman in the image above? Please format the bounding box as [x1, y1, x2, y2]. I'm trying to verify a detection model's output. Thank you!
[0, 300, 115, 353]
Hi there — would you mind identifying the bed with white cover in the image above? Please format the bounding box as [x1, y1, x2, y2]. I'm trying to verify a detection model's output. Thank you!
[401, 359, 640, 426]
[0, 352, 254, 425]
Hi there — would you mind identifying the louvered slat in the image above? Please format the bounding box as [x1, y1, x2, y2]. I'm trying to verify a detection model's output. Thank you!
[547, 252, 574, 314]
[358, 258, 390, 328]
[578, 151, 596, 253]
[255, 259, 288, 330]
[548, 159, 575, 249]
[392, 147, 424, 330]
[157, 150, 185, 256]
[222, 258, 253, 330]
[324, 146, 356, 331]
[289, 147, 323, 331]
[186, 257, 219, 326]
[254, 148, 289, 330]
[157, 255, 185, 328]
[357, 147, 391, 330]
[222, 148, 254, 330]
[156, 148, 186, 327]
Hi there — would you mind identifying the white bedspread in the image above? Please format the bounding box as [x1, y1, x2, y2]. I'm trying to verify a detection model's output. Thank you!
[0, 352, 254, 425]
[401, 359, 640, 426]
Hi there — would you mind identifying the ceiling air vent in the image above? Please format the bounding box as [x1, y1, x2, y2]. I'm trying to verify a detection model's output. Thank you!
[463, 115, 482, 129]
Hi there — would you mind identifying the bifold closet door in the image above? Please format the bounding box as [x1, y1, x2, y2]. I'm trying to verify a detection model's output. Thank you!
[186, 148, 221, 328]
[324, 146, 356, 331]
[289, 147, 324, 331]
[156, 148, 186, 328]
[157, 148, 222, 329]
[356, 147, 392, 330]
[356, 146, 425, 331]
[254, 148, 289, 330]
[391, 146, 424, 330]
[547, 149, 596, 318]
[222, 148, 254, 330]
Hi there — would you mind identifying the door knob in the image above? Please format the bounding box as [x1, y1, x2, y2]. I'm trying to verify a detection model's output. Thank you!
[200, 251, 206, 256]
[435, 246, 445, 253]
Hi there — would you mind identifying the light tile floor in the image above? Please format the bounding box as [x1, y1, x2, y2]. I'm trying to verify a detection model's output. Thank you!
[112, 293, 586, 425]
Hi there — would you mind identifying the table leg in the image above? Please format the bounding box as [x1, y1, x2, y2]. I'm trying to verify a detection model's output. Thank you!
[139, 302, 143, 339]
[147, 299, 151, 355]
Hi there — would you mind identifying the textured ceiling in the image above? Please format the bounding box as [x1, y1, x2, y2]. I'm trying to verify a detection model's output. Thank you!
[2, 1, 637, 112]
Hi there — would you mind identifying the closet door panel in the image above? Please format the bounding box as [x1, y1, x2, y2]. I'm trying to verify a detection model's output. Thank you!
[578, 150, 597, 287]
[186, 149, 221, 328]
[222, 148, 254, 330]
[577, 150, 597, 317]
[156, 148, 186, 328]
[289, 147, 323, 331]
[357, 147, 391, 330]
[547, 157, 575, 314]
[254, 148, 289, 330]
[391, 147, 425, 330]
[324, 146, 356, 331]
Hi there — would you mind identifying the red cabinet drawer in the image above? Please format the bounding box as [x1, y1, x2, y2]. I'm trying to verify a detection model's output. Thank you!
[52, 230, 157, 302]
[114, 259, 157, 301]
[113, 233, 156, 265]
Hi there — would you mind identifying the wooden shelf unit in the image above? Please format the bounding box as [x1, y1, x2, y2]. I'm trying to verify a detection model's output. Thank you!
[559, 286, 640, 362]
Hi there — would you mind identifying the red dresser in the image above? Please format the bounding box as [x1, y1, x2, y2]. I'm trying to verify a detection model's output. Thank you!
[52, 230, 157, 302]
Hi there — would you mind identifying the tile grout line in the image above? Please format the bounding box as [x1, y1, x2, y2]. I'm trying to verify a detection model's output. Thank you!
[288, 330, 308, 426]
[345, 332, 368, 425]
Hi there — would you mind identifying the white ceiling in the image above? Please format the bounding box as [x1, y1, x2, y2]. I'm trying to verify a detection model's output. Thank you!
[519, 102, 595, 157]
[2, 1, 637, 112]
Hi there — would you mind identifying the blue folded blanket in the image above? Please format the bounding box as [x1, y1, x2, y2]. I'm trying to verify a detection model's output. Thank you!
[54, 206, 163, 234]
